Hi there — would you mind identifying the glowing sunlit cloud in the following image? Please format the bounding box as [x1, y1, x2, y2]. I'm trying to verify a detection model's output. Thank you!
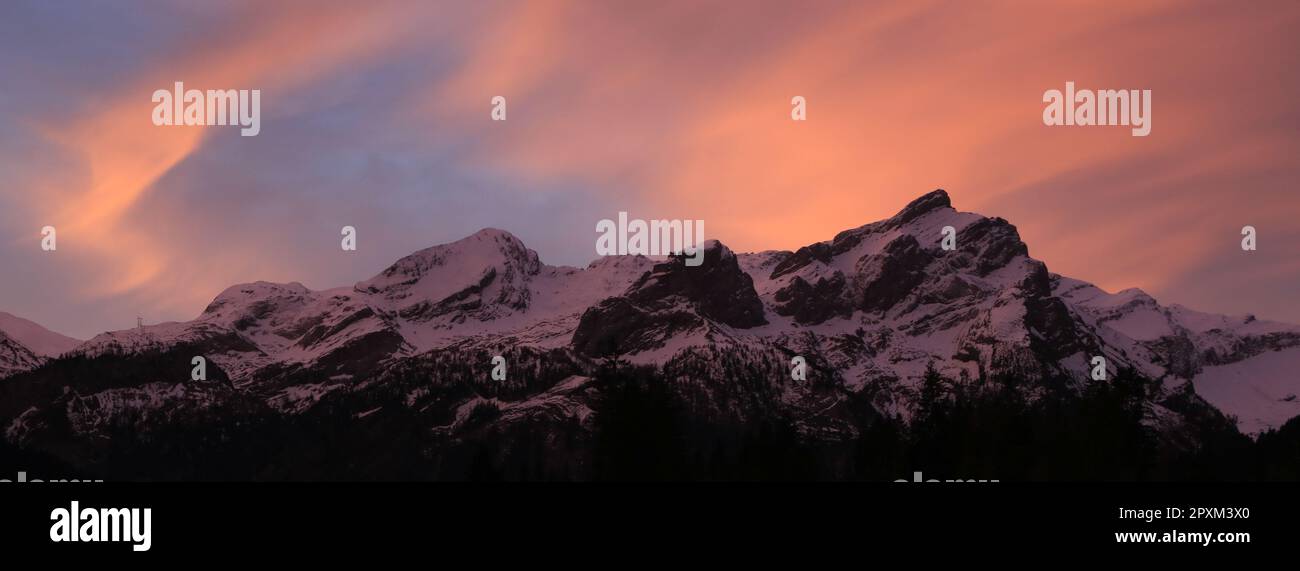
[417, 0, 1299, 324]
[25, 1, 417, 302]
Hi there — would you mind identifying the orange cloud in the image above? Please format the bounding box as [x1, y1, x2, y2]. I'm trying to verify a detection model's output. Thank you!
[9, 0, 1299, 336]
[27, 1, 415, 299]
[419, 0, 1300, 322]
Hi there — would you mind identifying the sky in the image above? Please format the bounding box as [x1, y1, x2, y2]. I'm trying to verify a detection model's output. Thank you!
[1, 0, 1298, 340]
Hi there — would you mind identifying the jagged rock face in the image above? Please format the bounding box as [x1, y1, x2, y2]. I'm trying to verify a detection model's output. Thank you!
[571, 241, 766, 357]
[771, 191, 968, 324]
[625, 241, 766, 328]
[759, 189, 1144, 404]
[0, 332, 44, 379]
[772, 273, 851, 324]
[770, 222, 879, 280]
[771, 233, 937, 322]
[951, 217, 1031, 277]
[571, 297, 705, 357]
[850, 234, 933, 313]
[891, 188, 953, 226]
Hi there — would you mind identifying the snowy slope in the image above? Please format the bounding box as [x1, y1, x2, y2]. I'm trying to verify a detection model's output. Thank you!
[0, 331, 44, 378]
[70, 229, 653, 390]
[1054, 275, 1300, 434]
[0, 312, 82, 378]
[0, 312, 81, 357]
[1193, 348, 1300, 435]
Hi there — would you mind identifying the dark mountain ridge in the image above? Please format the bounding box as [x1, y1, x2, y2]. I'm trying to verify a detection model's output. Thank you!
[3, 189, 1299, 480]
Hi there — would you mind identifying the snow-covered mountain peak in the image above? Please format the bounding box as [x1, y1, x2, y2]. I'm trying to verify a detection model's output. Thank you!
[893, 188, 952, 224]
[356, 228, 542, 321]
[201, 281, 316, 321]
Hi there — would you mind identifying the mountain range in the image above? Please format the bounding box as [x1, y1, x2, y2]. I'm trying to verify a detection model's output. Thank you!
[2, 189, 1298, 480]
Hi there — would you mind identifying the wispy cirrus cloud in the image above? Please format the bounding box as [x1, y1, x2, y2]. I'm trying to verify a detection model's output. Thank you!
[2, 1, 433, 334]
